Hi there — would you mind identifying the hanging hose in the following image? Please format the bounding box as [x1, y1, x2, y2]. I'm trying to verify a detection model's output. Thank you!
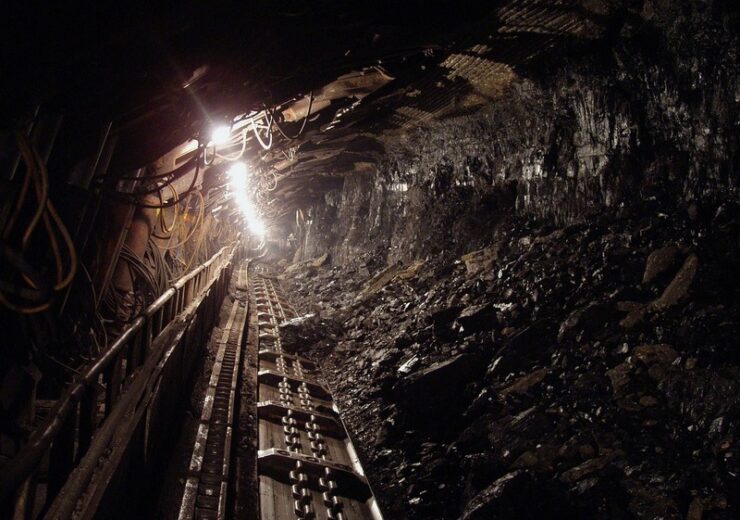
[251, 113, 273, 150]
[0, 134, 77, 313]
[262, 169, 279, 191]
[161, 191, 205, 250]
[152, 185, 179, 239]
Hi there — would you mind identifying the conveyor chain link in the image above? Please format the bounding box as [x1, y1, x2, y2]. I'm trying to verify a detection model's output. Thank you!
[252, 267, 382, 520]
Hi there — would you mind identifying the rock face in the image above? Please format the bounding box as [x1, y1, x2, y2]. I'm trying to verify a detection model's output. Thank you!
[281, 197, 740, 520]
[274, 3, 739, 519]
[294, 2, 737, 266]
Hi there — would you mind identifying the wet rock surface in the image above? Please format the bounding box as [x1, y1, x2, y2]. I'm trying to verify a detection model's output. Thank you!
[280, 200, 740, 519]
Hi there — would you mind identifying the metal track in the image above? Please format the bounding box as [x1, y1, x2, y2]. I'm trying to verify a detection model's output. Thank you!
[179, 264, 249, 520]
[252, 266, 383, 520]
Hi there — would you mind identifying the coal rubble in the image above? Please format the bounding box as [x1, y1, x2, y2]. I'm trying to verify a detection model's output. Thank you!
[280, 200, 740, 520]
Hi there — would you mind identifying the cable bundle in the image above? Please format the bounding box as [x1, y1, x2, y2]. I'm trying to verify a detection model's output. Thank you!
[101, 144, 204, 210]
[0, 134, 77, 313]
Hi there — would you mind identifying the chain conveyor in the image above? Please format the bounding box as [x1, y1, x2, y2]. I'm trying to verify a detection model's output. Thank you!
[252, 266, 383, 520]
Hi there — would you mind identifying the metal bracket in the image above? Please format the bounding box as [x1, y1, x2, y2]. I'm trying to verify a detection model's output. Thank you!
[258, 448, 373, 502]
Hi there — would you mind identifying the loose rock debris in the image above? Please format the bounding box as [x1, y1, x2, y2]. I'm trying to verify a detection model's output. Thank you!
[279, 201, 739, 520]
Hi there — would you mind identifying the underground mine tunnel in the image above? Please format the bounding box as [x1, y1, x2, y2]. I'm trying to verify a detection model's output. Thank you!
[1, 1, 738, 519]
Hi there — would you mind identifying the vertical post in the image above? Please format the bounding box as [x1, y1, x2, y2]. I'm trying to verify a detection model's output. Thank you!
[77, 381, 99, 461]
[11, 474, 37, 520]
[47, 406, 77, 504]
[143, 319, 153, 357]
[128, 328, 142, 371]
[165, 297, 173, 326]
[105, 353, 124, 415]
[153, 305, 163, 337]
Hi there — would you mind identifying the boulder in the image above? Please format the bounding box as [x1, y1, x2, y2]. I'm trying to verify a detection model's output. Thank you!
[559, 449, 623, 484]
[397, 355, 420, 375]
[358, 263, 402, 297]
[357, 260, 424, 298]
[633, 344, 679, 381]
[399, 354, 485, 416]
[460, 470, 569, 519]
[307, 252, 331, 268]
[461, 245, 499, 276]
[632, 344, 679, 367]
[278, 313, 323, 351]
[652, 254, 699, 310]
[282, 253, 330, 276]
[558, 302, 613, 342]
[429, 305, 464, 338]
[642, 244, 680, 284]
[499, 368, 549, 398]
[617, 302, 648, 329]
[606, 362, 632, 396]
[457, 304, 497, 334]
[459, 471, 533, 520]
[396, 259, 426, 280]
[429, 305, 464, 326]
[627, 487, 680, 520]
[496, 319, 557, 373]
[618, 254, 699, 327]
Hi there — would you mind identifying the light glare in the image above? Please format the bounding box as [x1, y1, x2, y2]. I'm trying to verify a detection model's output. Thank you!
[211, 125, 231, 145]
[227, 162, 247, 179]
[228, 165, 265, 237]
[227, 162, 248, 192]
[248, 217, 266, 236]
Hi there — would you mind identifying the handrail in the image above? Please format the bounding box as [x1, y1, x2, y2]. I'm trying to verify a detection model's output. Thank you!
[0, 241, 239, 509]
[0, 315, 147, 504]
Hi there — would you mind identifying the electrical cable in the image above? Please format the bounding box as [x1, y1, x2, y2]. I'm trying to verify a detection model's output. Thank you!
[110, 144, 203, 208]
[120, 243, 159, 299]
[24, 142, 76, 290]
[125, 158, 200, 197]
[262, 169, 278, 191]
[79, 262, 108, 352]
[161, 191, 204, 250]
[270, 91, 314, 140]
[2, 150, 31, 240]
[203, 142, 216, 166]
[184, 213, 209, 272]
[152, 185, 179, 239]
[0, 134, 77, 313]
[251, 113, 273, 150]
[46, 199, 77, 290]
[0, 241, 51, 313]
[113, 155, 197, 182]
[215, 128, 248, 160]
[18, 134, 49, 253]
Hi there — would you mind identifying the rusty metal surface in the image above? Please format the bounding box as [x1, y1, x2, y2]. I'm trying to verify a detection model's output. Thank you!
[252, 269, 383, 520]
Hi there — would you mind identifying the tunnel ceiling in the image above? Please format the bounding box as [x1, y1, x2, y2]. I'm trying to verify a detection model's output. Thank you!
[4, 0, 618, 215]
